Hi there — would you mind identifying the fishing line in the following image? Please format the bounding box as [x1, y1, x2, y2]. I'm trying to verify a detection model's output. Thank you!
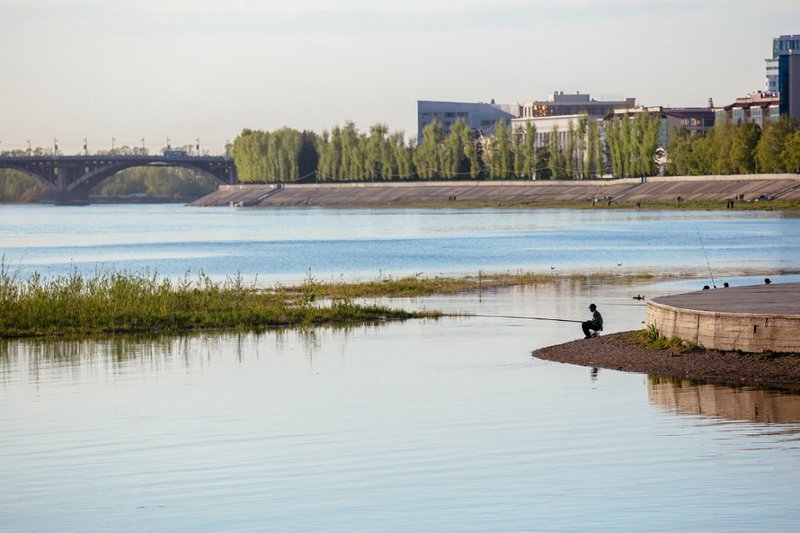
[454, 313, 583, 324]
[696, 227, 716, 288]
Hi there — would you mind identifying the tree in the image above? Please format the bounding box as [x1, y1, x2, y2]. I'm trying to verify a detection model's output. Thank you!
[487, 120, 512, 179]
[729, 122, 761, 174]
[756, 115, 797, 173]
[414, 121, 444, 179]
[547, 126, 563, 179]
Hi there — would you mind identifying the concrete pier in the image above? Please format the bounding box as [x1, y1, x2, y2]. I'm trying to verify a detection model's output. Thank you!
[647, 283, 800, 353]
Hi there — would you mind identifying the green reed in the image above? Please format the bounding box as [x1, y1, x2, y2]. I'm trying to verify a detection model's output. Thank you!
[0, 264, 431, 339]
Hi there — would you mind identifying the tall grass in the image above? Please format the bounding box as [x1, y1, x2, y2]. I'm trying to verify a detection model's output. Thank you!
[299, 270, 655, 299]
[0, 264, 430, 338]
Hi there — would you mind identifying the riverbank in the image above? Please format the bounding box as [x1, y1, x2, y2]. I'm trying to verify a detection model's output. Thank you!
[534, 331, 800, 392]
[192, 174, 800, 209]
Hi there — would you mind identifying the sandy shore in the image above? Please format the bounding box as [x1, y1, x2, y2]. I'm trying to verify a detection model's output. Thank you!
[534, 331, 800, 392]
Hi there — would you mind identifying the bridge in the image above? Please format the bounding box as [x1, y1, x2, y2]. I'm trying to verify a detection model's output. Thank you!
[0, 154, 238, 204]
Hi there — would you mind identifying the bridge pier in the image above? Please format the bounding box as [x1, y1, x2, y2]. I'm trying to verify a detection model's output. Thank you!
[54, 189, 89, 205]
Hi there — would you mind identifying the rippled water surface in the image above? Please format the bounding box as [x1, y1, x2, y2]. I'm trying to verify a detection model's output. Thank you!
[2, 205, 800, 530]
[2, 204, 800, 282]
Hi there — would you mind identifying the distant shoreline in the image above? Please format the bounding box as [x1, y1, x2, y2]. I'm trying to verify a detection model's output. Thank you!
[191, 174, 800, 209]
[534, 331, 800, 392]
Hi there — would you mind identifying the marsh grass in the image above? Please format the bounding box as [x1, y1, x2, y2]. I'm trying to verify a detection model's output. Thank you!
[0, 264, 432, 339]
[294, 270, 655, 299]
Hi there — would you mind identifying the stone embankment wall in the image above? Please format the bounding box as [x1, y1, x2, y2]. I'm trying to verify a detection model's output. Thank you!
[646, 300, 800, 353]
[647, 284, 800, 353]
[191, 174, 800, 207]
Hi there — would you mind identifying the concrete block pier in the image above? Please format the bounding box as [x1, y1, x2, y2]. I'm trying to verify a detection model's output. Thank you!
[646, 283, 800, 353]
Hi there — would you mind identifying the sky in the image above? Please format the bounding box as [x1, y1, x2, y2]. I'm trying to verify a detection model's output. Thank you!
[1, 0, 799, 155]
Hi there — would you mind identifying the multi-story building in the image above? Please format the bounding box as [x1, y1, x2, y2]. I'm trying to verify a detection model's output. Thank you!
[715, 92, 780, 127]
[416, 100, 520, 141]
[779, 51, 800, 124]
[766, 34, 800, 93]
[519, 91, 634, 119]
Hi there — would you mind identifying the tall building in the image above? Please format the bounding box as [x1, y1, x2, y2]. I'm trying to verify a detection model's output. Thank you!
[779, 51, 800, 124]
[766, 34, 800, 93]
[417, 100, 520, 141]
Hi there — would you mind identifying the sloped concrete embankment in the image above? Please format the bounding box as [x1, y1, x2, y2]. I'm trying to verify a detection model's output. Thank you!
[190, 174, 800, 207]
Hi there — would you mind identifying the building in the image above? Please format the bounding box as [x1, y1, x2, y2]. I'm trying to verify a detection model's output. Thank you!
[416, 100, 520, 141]
[715, 92, 780, 127]
[519, 91, 635, 119]
[779, 51, 800, 124]
[766, 34, 800, 93]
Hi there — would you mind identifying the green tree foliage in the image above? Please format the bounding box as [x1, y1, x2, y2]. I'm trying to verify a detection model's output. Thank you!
[0, 169, 50, 202]
[667, 116, 798, 176]
[521, 123, 537, 178]
[414, 121, 444, 179]
[232, 127, 306, 182]
[756, 115, 797, 173]
[587, 119, 601, 177]
[547, 126, 563, 179]
[605, 113, 660, 177]
[94, 167, 218, 199]
[730, 122, 761, 174]
[486, 120, 512, 179]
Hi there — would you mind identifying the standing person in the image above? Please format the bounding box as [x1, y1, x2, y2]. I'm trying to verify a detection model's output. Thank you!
[582, 304, 603, 339]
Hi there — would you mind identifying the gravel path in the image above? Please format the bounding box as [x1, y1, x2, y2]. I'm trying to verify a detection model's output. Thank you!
[534, 331, 800, 392]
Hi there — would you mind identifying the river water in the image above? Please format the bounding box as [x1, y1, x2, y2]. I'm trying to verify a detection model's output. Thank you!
[2, 205, 800, 531]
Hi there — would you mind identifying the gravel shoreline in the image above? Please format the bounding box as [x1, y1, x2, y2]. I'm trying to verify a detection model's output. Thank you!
[533, 331, 800, 392]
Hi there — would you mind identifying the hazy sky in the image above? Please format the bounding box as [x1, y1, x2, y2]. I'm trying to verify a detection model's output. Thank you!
[1, 0, 799, 154]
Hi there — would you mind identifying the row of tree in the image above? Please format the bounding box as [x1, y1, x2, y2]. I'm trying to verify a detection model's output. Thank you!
[234, 119, 615, 183]
[232, 114, 675, 183]
[667, 115, 800, 175]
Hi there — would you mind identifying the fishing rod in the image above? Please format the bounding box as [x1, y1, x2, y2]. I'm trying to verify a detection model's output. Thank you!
[457, 313, 584, 323]
[696, 227, 717, 288]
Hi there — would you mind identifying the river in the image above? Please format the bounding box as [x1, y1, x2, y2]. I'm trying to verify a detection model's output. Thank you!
[1, 204, 800, 530]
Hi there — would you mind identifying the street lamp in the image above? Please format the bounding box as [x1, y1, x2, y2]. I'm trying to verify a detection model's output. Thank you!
[83, 138, 88, 156]
[141, 137, 146, 154]
[111, 137, 116, 153]
[27, 139, 31, 156]
[53, 137, 58, 155]
[196, 137, 200, 156]
[166, 137, 171, 151]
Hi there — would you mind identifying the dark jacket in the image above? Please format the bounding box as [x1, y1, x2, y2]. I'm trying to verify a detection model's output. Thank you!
[590, 310, 603, 331]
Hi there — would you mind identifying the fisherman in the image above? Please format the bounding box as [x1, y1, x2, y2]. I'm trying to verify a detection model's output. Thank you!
[582, 303, 603, 339]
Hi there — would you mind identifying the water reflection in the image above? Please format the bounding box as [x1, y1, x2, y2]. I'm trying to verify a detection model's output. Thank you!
[648, 376, 800, 424]
[0, 324, 387, 385]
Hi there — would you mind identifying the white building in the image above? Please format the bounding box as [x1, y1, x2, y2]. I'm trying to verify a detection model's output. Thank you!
[416, 100, 520, 141]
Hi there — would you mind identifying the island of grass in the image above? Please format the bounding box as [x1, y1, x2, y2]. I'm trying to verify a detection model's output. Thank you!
[0, 268, 440, 339]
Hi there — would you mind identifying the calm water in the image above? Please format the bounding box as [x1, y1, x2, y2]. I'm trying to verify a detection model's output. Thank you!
[2, 205, 800, 531]
[1, 204, 799, 283]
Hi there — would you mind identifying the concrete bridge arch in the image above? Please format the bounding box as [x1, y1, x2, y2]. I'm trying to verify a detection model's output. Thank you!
[0, 155, 237, 204]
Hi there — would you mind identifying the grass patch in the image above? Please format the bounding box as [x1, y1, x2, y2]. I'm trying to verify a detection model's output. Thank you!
[0, 265, 437, 339]
[294, 270, 655, 299]
[630, 325, 703, 354]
